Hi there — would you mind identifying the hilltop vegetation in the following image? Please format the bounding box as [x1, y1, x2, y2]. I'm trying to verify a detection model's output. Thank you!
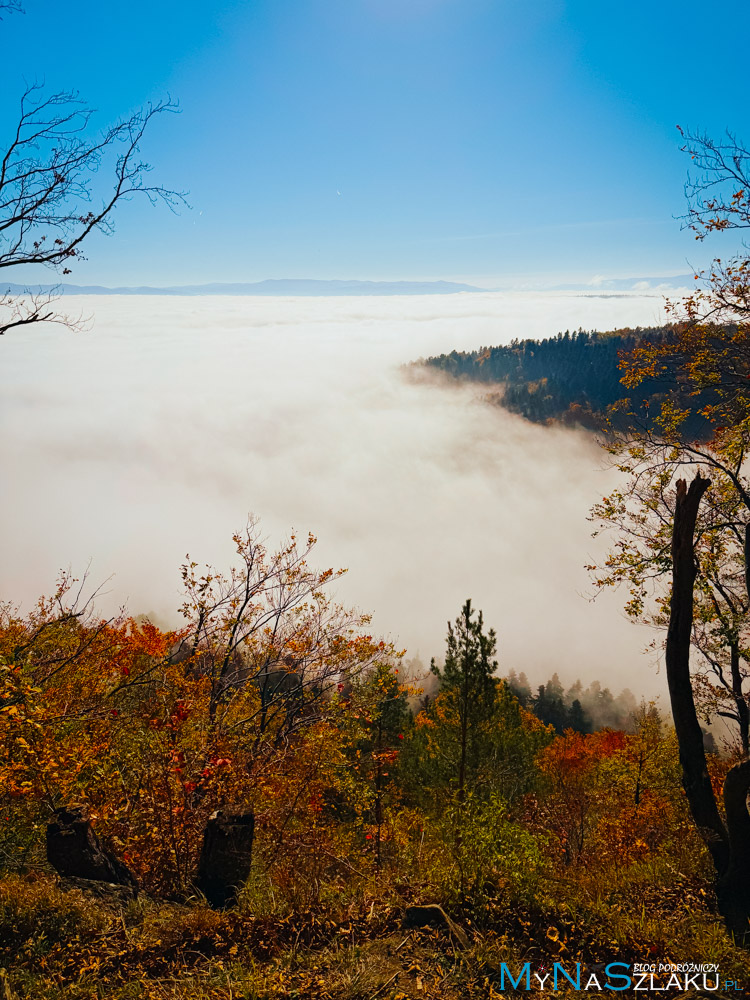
[1, 526, 749, 998]
[420, 327, 715, 437]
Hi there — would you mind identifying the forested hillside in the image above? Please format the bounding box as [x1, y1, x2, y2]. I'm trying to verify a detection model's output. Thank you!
[421, 327, 715, 436]
[3, 531, 750, 998]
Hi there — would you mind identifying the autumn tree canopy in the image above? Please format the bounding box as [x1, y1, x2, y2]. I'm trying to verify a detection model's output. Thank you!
[588, 128, 750, 936]
[590, 128, 750, 753]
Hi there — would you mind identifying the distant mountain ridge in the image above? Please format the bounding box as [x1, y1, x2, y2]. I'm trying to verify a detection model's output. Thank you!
[1, 278, 485, 297]
[2, 274, 698, 296]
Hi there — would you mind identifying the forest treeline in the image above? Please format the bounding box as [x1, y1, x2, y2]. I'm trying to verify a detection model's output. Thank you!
[506, 670, 637, 734]
[420, 327, 716, 436]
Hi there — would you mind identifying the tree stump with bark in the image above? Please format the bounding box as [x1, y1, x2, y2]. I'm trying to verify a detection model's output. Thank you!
[46, 805, 138, 895]
[195, 810, 254, 908]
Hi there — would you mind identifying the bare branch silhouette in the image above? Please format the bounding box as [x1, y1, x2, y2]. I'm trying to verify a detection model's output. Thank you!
[0, 83, 186, 335]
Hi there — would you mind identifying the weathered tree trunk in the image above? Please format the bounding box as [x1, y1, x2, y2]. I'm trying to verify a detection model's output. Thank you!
[730, 641, 750, 757]
[195, 810, 254, 908]
[667, 475, 750, 937]
[46, 806, 138, 894]
[720, 760, 750, 935]
[666, 476, 730, 875]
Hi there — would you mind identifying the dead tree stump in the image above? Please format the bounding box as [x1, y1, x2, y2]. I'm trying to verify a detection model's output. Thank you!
[46, 805, 138, 895]
[196, 810, 254, 908]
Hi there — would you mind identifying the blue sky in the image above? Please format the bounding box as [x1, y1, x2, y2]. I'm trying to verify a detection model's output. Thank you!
[1, 0, 748, 286]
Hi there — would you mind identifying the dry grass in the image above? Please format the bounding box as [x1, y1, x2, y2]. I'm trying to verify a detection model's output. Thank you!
[1, 870, 750, 999]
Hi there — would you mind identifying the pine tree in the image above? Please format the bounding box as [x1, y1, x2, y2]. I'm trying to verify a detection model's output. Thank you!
[431, 599, 497, 803]
[568, 698, 590, 734]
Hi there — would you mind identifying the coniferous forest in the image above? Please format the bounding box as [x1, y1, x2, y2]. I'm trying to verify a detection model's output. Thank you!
[420, 327, 716, 437]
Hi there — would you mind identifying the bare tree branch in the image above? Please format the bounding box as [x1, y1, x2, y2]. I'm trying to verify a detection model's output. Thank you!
[678, 127, 750, 240]
[0, 1, 23, 18]
[0, 285, 86, 336]
[0, 83, 186, 335]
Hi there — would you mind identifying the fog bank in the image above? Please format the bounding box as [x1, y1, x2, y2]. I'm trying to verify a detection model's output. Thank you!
[0, 292, 669, 693]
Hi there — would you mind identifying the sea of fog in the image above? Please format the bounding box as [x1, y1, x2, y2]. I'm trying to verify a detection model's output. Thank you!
[1, 291, 672, 695]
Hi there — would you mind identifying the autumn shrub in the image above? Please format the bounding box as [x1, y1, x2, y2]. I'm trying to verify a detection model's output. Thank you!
[531, 714, 688, 868]
[405, 793, 549, 920]
[0, 874, 105, 954]
[0, 525, 402, 900]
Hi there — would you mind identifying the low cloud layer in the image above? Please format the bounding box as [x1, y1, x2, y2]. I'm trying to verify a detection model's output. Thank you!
[0, 292, 670, 695]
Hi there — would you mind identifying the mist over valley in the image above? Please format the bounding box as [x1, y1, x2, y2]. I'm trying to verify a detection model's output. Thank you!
[1, 290, 669, 696]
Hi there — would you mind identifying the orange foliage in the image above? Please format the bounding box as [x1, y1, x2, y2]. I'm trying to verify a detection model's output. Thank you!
[0, 530, 399, 899]
[533, 722, 684, 867]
